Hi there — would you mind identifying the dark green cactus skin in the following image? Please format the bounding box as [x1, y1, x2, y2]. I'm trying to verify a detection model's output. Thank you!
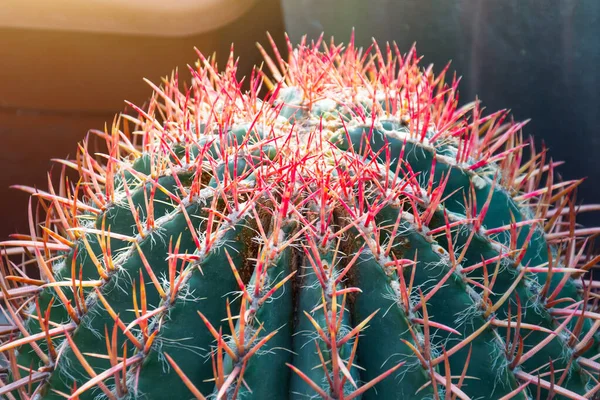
[350, 249, 435, 399]
[2, 38, 598, 400]
[291, 244, 361, 399]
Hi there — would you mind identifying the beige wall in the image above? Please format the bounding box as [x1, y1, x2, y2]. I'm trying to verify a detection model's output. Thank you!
[0, 0, 285, 239]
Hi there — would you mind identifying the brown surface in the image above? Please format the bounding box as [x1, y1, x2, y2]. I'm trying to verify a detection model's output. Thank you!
[0, 0, 285, 239]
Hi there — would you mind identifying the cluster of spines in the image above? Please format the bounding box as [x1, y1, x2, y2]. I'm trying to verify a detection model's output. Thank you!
[0, 32, 599, 400]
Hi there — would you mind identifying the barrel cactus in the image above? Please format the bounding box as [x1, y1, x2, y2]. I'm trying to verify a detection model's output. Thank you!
[1, 34, 599, 400]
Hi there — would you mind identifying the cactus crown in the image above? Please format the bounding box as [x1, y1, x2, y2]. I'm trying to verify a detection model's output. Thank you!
[1, 34, 599, 400]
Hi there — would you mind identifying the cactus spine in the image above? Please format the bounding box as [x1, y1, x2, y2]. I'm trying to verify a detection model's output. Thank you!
[1, 34, 599, 399]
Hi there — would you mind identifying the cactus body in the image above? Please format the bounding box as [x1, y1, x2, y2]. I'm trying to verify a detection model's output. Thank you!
[1, 35, 599, 400]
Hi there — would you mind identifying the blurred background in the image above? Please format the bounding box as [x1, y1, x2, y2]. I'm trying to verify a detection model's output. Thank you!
[0, 0, 598, 240]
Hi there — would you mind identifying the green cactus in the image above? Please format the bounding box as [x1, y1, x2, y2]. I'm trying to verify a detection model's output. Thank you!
[1, 34, 599, 400]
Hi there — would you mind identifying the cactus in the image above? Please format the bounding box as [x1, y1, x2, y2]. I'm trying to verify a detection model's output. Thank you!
[1, 34, 599, 400]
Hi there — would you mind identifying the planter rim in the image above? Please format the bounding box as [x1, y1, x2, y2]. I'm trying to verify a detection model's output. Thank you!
[0, 0, 258, 37]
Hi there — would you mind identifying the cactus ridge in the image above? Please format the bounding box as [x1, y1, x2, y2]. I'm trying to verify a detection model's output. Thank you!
[1, 34, 600, 400]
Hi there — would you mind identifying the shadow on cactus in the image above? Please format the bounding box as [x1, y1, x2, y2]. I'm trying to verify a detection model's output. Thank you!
[1, 33, 599, 400]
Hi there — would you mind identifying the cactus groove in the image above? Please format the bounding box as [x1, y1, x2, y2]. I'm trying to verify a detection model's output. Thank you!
[1, 34, 600, 400]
